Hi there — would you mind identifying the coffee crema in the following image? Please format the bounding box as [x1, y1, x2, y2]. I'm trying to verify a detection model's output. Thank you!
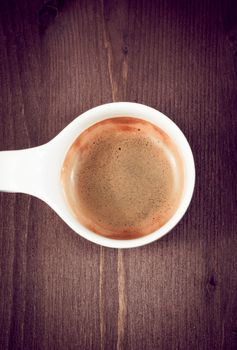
[61, 117, 184, 239]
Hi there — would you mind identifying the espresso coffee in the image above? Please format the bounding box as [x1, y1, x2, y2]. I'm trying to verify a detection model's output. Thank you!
[61, 117, 184, 239]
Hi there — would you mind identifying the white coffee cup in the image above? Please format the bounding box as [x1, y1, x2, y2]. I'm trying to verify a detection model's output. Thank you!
[0, 102, 195, 248]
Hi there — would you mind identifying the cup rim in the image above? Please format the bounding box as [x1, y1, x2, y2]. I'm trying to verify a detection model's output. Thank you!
[52, 102, 195, 248]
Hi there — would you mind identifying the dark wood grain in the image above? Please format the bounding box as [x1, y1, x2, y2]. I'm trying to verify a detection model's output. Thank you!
[0, 0, 237, 349]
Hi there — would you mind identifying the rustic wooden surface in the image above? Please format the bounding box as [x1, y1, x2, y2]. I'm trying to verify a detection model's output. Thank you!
[0, 0, 237, 349]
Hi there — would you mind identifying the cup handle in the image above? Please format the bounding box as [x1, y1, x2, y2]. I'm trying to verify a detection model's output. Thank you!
[0, 146, 48, 197]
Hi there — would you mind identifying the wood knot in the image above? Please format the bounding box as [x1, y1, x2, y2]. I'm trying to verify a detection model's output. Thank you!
[38, 0, 64, 32]
[205, 275, 218, 299]
[232, 328, 237, 336]
[122, 45, 129, 55]
[208, 275, 217, 287]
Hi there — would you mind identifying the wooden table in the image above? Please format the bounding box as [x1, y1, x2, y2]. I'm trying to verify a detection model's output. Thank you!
[0, 1, 236, 349]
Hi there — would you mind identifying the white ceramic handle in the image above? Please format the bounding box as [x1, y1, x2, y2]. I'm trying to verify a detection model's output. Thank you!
[0, 146, 48, 197]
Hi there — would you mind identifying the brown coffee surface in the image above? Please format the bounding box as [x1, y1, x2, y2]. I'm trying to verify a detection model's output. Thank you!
[61, 117, 184, 239]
